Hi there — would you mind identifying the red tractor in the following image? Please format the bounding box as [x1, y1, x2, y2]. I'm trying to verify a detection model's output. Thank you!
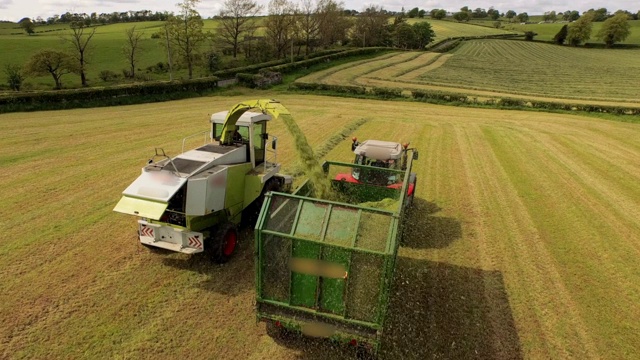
[335, 138, 418, 205]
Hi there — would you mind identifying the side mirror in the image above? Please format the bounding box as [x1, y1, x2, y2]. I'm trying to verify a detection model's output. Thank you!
[413, 151, 419, 160]
[272, 138, 277, 150]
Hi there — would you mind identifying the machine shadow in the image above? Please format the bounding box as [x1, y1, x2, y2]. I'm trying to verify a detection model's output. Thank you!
[160, 228, 255, 296]
[402, 198, 462, 249]
[379, 257, 522, 359]
[273, 257, 522, 360]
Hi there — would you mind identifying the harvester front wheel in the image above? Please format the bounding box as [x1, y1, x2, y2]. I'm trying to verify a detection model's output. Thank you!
[209, 223, 238, 263]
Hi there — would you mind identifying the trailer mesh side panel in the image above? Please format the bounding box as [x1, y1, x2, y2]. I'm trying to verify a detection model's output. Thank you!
[262, 234, 291, 302]
[265, 197, 300, 234]
[345, 252, 384, 323]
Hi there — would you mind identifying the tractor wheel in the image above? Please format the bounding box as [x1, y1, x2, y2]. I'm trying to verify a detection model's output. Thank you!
[209, 223, 238, 263]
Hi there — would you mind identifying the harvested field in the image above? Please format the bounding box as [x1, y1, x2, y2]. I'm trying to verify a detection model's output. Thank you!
[1, 94, 640, 359]
[297, 40, 640, 107]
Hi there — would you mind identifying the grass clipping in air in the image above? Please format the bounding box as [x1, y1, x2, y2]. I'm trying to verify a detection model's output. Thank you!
[281, 113, 333, 199]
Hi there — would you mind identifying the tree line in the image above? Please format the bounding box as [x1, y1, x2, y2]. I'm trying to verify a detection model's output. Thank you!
[5, 0, 436, 91]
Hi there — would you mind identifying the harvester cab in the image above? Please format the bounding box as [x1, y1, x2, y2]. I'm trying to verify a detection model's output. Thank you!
[336, 138, 418, 199]
[113, 100, 292, 263]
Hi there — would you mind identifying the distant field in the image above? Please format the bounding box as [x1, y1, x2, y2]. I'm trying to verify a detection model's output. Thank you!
[297, 39, 640, 106]
[502, 20, 640, 44]
[408, 19, 517, 41]
[1, 93, 640, 358]
[0, 19, 255, 89]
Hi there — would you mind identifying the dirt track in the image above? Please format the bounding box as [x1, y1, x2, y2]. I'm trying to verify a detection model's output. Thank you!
[1, 94, 639, 359]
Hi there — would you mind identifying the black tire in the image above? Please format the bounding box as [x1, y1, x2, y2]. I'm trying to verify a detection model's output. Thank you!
[208, 223, 238, 263]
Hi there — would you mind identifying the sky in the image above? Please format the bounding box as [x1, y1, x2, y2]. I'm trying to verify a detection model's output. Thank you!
[0, 0, 638, 22]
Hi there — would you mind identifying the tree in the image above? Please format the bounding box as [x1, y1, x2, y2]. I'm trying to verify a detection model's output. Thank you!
[553, 24, 568, 44]
[18, 18, 35, 35]
[431, 9, 446, 20]
[472, 8, 487, 19]
[418, 10, 426, 18]
[218, 0, 263, 58]
[524, 31, 536, 41]
[296, 0, 320, 55]
[516, 12, 529, 23]
[407, 7, 419, 18]
[393, 22, 415, 49]
[589, 8, 608, 22]
[567, 12, 594, 46]
[412, 21, 435, 49]
[63, 20, 97, 86]
[543, 11, 557, 22]
[487, 8, 500, 20]
[316, 0, 350, 48]
[164, 0, 209, 79]
[353, 6, 391, 47]
[123, 26, 144, 78]
[4, 64, 25, 91]
[452, 11, 470, 22]
[264, 0, 296, 59]
[24, 50, 78, 89]
[505, 10, 516, 19]
[596, 13, 631, 47]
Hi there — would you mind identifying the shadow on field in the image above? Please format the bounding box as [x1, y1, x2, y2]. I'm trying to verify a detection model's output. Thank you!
[268, 257, 522, 360]
[402, 198, 462, 249]
[160, 228, 255, 296]
[379, 257, 522, 359]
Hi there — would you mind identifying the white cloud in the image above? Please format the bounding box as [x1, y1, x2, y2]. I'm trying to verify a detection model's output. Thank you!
[0, 0, 13, 10]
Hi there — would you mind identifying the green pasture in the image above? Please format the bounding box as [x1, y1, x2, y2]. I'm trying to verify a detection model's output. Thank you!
[503, 20, 640, 44]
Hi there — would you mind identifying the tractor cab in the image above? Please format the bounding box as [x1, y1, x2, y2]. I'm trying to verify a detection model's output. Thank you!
[350, 139, 404, 186]
[335, 138, 418, 199]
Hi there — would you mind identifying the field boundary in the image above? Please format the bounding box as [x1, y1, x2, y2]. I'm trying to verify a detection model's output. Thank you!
[289, 82, 640, 117]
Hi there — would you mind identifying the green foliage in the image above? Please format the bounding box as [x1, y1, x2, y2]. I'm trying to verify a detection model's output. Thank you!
[516, 13, 529, 23]
[19, 18, 35, 35]
[0, 77, 219, 112]
[567, 13, 594, 46]
[24, 49, 79, 89]
[453, 12, 470, 22]
[553, 25, 569, 44]
[506, 10, 516, 19]
[98, 69, 120, 82]
[412, 22, 435, 49]
[4, 64, 26, 91]
[596, 13, 632, 47]
[488, 8, 500, 21]
[431, 9, 446, 20]
[524, 31, 536, 41]
[407, 8, 420, 18]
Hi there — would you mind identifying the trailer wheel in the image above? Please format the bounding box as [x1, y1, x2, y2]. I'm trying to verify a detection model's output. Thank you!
[210, 223, 238, 263]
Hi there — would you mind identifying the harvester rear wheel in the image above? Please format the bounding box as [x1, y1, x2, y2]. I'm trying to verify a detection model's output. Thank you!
[209, 223, 238, 263]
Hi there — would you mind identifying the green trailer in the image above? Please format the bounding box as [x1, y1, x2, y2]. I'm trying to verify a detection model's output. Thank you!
[254, 152, 417, 355]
